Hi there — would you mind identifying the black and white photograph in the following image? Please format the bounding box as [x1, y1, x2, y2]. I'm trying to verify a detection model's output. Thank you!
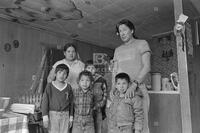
[0, 0, 200, 133]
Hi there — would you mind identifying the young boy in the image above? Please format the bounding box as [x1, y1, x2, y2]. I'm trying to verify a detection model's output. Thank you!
[72, 70, 96, 133]
[108, 73, 143, 133]
[42, 64, 73, 133]
[85, 60, 107, 133]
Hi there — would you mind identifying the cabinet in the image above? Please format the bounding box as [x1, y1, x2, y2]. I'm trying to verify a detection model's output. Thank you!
[148, 93, 182, 133]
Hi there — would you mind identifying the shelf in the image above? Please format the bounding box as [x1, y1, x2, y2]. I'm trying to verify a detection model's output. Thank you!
[148, 90, 180, 94]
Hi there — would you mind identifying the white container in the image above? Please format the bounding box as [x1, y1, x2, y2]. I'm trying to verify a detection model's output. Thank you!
[162, 78, 172, 91]
[151, 72, 161, 91]
[0, 97, 10, 112]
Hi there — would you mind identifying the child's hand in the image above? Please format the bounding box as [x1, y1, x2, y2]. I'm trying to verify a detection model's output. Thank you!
[43, 115, 49, 128]
[69, 116, 73, 128]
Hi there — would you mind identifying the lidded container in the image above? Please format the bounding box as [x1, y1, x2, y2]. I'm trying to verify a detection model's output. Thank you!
[151, 72, 161, 91]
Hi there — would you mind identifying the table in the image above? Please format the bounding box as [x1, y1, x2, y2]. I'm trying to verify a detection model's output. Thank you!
[0, 112, 29, 133]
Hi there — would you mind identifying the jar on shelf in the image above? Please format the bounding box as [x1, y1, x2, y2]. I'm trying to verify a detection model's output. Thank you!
[151, 72, 161, 91]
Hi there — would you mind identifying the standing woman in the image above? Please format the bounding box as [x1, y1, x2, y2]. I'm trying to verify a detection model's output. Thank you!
[47, 43, 85, 89]
[111, 19, 151, 133]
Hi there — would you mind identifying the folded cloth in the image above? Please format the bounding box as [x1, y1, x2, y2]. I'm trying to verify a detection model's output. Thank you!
[10, 103, 35, 114]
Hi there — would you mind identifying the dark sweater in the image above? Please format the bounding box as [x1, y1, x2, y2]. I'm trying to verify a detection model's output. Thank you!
[41, 83, 73, 116]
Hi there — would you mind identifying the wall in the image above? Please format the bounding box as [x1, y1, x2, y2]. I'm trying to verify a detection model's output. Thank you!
[0, 19, 113, 100]
[189, 45, 200, 133]
[75, 40, 114, 62]
[188, 19, 200, 133]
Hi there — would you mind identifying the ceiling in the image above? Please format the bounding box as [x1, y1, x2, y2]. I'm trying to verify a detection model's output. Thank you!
[0, 0, 199, 49]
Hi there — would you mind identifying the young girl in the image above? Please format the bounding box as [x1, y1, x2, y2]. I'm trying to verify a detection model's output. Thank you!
[72, 70, 96, 133]
[42, 64, 73, 133]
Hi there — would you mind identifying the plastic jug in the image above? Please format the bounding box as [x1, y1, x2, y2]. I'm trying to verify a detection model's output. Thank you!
[162, 78, 173, 91]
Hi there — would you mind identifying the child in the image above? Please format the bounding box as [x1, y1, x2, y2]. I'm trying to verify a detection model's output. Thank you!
[85, 60, 107, 133]
[72, 70, 96, 133]
[42, 64, 73, 133]
[108, 73, 143, 133]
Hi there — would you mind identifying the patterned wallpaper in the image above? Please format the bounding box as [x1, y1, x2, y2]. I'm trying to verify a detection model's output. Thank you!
[149, 33, 178, 79]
